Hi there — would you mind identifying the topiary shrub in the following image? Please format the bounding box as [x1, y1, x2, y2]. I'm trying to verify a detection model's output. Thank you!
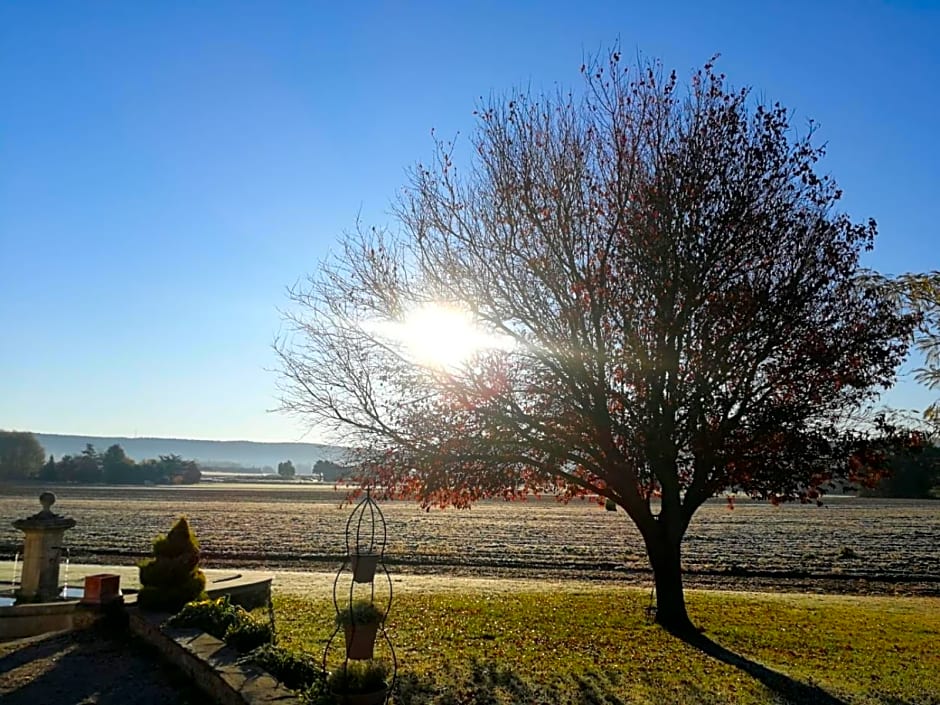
[137, 516, 207, 612]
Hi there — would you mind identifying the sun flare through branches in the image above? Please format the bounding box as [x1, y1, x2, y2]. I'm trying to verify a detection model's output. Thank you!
[372, 303, 514, 370]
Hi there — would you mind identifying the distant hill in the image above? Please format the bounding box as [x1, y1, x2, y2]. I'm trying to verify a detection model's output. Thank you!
[32, 433, 348, 474]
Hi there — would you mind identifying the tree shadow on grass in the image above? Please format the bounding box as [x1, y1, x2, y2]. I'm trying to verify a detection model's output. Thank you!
[677, 630, 849, 705]
[393, 661, 540, 705]
[391, 650, 936, 705]
[393, 661, 627, 705]
[571, 672, 627, 705]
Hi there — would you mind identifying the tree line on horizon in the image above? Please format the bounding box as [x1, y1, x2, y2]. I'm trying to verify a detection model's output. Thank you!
[0, 431, 201, 485]
[0, 430, 357, 485]
[5, 430, 932, 494]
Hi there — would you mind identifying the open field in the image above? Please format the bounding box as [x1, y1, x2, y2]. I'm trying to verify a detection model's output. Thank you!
[1, 483, 938, 594]
[276, 588, 940, 705]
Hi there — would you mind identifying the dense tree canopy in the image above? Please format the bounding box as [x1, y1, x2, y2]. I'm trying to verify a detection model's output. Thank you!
[312, 459, 348, 481]
[35, 445, 201, 485]
[277, 459, 296, 478]
[861, 445, 940, 499]
[102, 443, 134, 483]
[278, 52, 914, 631]
[0, 431, 45, 480]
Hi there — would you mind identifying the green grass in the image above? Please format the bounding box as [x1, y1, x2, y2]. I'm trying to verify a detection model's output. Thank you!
[273, 588, 940, 704]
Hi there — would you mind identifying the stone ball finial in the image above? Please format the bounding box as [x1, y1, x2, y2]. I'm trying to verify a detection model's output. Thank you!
[39, 492, 56, 512]
[13, 491, 73, 531]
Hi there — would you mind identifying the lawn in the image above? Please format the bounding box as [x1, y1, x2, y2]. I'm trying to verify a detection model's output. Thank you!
[273, 587, 940, 705]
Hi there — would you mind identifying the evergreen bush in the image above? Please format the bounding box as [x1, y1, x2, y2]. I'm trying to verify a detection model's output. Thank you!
[137, 516, 207, 612]
[168, 594, 274, 653]
[167, 596, 238, 636]
[224, 610, 273, 652]
[249, 644, 323, 691]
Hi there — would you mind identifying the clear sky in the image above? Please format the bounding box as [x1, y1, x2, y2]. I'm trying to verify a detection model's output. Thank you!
[1, 1, 938, 443]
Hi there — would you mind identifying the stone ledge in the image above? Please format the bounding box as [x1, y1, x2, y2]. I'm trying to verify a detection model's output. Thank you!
[0, 599, 104, 641]
[207, 575, 273, 611]
[128, 609, 298, 705]
[122, 575, 273, 611]
[126, 578, 297, 705]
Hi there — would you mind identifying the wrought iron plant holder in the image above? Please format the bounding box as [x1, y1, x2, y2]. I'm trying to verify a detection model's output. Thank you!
[324, 489, 397, 704]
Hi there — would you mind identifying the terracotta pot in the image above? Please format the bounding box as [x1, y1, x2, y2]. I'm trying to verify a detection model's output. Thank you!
[344, 622, 380, 660]
[332, 687, 388, 705]
[81, 573, 121, 605]
[350, 553, 380, 583]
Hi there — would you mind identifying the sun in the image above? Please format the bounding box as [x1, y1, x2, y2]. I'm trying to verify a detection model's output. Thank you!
[394, 304, 509, 368]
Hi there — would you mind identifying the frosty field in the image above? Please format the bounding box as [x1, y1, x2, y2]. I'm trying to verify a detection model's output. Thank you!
[1, 484, 937, 593]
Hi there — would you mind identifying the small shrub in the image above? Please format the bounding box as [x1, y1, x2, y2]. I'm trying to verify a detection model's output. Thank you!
[224, 609, 274, 652]
[168, 595, 273, 653]
[335, 600, 384, 627]
[604, 498, 617, 512]
[328, 660, 389, 695]
[137, 516, 207, 612]
[838, 546, 859, 560]
[167, 596, 238, 638]
[249, 644, 324, 691]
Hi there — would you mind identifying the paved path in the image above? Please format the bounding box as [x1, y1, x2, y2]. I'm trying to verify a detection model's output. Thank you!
[0, 627, 204, 705]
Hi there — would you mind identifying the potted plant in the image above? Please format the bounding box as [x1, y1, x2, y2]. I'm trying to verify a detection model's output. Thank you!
[328, 660, 388, 705]
[335, 600, 385, 660]
[349, 547, 380, 583]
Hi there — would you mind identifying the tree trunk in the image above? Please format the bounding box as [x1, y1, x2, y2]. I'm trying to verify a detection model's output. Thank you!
[642, 523, 695, 635]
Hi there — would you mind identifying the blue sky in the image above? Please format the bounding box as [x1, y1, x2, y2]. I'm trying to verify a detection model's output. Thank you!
[1, 1, 938, 442]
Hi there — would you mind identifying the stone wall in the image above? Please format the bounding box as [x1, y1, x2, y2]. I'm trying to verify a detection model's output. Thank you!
[127, 608, 297, 705]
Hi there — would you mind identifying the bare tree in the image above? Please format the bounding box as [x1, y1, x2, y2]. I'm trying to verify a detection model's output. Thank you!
[277, 51, 913, 633]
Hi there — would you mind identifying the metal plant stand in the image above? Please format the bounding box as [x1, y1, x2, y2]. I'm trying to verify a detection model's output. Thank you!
[324, 489, 397, 704]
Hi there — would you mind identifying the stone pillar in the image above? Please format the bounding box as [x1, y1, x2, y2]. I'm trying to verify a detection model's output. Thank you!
[13, 492, 76, 603]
